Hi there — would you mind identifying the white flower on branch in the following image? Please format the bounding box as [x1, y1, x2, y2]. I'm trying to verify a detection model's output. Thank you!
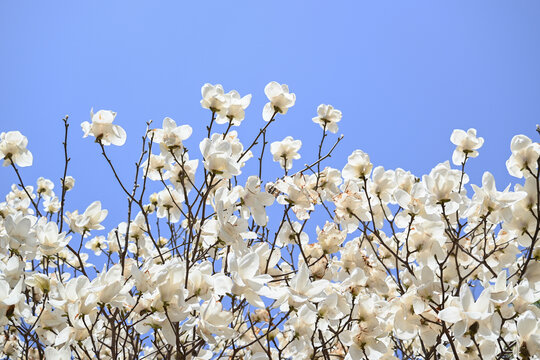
[506, 134, 540, 178]
[65, 200, 108, 235]
[81, 109, 127, 146]
[263, 81, 296, 121]
[342, 149, 372, 180]
[270, 136, 302, 171]
[450, 128, 484, 165]
[312, 104, 342, 133]
[215, 90, 252, 126]
[0, 131, 33, 167]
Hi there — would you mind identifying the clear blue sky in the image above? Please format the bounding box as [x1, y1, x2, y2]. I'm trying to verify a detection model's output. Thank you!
[1, 1, 539, 232]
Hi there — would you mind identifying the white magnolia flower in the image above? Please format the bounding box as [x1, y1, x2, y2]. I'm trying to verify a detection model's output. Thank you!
[63, 176, 75, 191]
[228, 251, 271, 308]
[201, 83, 226, 113]
[200, 134, 242, 178]
[450, 128, 484, 165]
[267, 263, 328, 311]
[239, 176, 275, 226]
[312, 104, 342, 133]
[197, 297, 235, 344]
[316, 221, 346, 254]
[2, 213, 37, 255]
[166, 157, 199, 193]
[270, 136, 302, 170]
[438, 286, 494, 340]
[262, 81, 296, 121]
[44, 346, 71, 360]
[81, 109, 127, 146]
[26, 273, 51, 294]
[156, 186, 184, 223]
[65, 201, 108, 235]
[140, 153, 171, 181]
[422, 161, 465, 214]
[0, 279, 25, 326]
[43, 196, 61, 214]
[153, 117, 192, 153]
[215, 90, 252, 126]
[276, 220, 309, 247]
[466, 171, 526, 221]
[506, 134, 540, 178]
[342, 150, 373, 179]
[36, 177, 54, 198]
[85, 235, 107, 256]
[516, 310, 540, 357]
[0, 131, 33, 167]
[38, 221, 71, 256]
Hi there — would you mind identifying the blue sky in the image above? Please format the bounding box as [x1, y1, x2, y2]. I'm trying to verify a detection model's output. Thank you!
[1, 1, 539, 232]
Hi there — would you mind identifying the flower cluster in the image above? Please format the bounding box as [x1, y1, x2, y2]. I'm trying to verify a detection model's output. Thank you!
[0, 82, 539, 360]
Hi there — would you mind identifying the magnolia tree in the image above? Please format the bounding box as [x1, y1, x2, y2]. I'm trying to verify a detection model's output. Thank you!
[0, 82, 539, 360]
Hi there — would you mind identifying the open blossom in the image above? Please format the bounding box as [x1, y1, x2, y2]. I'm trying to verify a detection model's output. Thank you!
[270, 136, 302, 170]
[199, 134, 242, 178]
[317, 221, 346, 254]
[342, 150, 372, 179]
[422, 161, 465, 213]
[43, 196, 61, 214]
[215, 90, 252, 126]
[165, 156, 199, 193]
[36, 177, 54, 198]
[81, 109, 127, 146]
[197, 297, 235, 344]
[262, 81, 296, 121]
[152, 117, 192, 153]
[506, 134, 540, 178]
[200, 83, 226, 112]
[465, 171, 526, 221]
[156, 186, 184, 223]
[65, 201, 108, 235]
[228, 251, 271, 308]
[85, 235, 107, 255]
[312, 104, 342, 133]
[438, 286, 495, 341]
[38, 221, 71, 256]
[450, 128, 484, 165]
[239, 176, 274, 226]
[0, 131, 33, 167]
[140, 153, 171, 181]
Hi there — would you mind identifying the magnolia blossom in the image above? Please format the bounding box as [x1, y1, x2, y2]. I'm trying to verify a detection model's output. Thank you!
[506, 134, 540, 178]
[262, 81, 296, 121]
[36, 177, 54, 198]
[215, 90, 252, 126]
[270, 136, 302, 170]
[200, 83, 226, 112]
[450, 128, 484, 165]
[342, 150, 373, 179]
[197, 298, 234, 344]
[81, 109, 127, 146]
[63, 176, 75, 191]
[312, 104, 342, 133]
[65, 201, 108, 235]
[199, 132, 247, 178]
[0, 131, 32, 167]
[466, 171, 526, 221]
[152, 117, 192, 153]
[38, 222, 70, 256]
[316, 221, 346, 254]
[239, 176, 274, 226]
